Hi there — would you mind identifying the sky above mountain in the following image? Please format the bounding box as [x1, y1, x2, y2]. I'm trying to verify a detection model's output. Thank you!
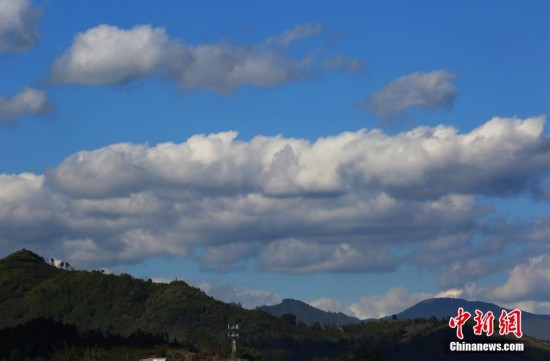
[1, 0, 549, 319]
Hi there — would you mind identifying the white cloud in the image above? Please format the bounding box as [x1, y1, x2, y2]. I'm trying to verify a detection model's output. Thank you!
[434, 289, 464, 298]
[489, 254, 550, 303]
[501, 301, 550, 315]
[359, 70, 457, 118]
[348, 287, 432, 319]
[0, 0, 41, 51]
[50, 25, 170, 85]
[310, 297, 344, 313]
[0, 172, 43, 202]
[50, 23, 336, 92]
[0, 88, 53, 126]
[45, 116, 550, 200]
[0, 173, 58, 242]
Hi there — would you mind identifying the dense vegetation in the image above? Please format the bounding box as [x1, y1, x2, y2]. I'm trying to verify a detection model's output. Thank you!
[1, 249, 549, 360]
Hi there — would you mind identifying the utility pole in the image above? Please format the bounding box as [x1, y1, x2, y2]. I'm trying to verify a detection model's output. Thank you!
[227, 324, 239, 361]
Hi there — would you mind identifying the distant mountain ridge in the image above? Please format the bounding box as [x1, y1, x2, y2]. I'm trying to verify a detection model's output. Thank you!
[259, 298, 361, 326]
[397, 297, 550, 341]
[397, 297, 550, 320]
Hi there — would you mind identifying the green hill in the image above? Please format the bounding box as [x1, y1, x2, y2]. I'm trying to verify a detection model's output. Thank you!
[0, 249, 292, 342]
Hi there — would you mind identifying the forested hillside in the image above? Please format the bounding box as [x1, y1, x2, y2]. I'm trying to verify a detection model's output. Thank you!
[0, 250, 294, 340]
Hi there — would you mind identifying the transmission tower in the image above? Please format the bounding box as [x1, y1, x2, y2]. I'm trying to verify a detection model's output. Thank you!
[227, 324, 239, 361]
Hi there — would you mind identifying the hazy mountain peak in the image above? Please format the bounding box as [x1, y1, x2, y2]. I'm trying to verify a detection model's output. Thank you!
[260, 298, 360, 326]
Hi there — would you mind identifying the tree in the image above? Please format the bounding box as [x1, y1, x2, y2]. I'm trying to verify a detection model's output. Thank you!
[311, 321, 322, 331]
[281, 313, 297, 326]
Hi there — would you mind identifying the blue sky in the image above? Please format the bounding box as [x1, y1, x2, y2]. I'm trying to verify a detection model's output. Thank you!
[1, 0, 550, 318]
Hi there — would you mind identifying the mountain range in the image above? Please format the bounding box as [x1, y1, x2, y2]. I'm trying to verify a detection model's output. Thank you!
[259, 296, 550, 342]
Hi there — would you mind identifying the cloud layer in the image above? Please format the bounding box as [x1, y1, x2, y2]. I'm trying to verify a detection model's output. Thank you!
[0, 116, 547, 285]
[359, 70, 457, 118]
[50, 23, 355, 93]
[0, 0, 41, 51]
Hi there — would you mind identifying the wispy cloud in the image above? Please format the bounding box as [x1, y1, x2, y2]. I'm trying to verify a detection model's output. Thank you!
[358, 70, 457, 119]
[265, 22, 323, 47]
[199, 282, 281, 309]
[0, 88, 53, 127]
[323, 55, 365, 73]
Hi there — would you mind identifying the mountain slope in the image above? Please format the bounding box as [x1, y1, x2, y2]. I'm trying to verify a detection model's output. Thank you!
[259, 298, 361, 326]
[0, 249, 291, 341]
